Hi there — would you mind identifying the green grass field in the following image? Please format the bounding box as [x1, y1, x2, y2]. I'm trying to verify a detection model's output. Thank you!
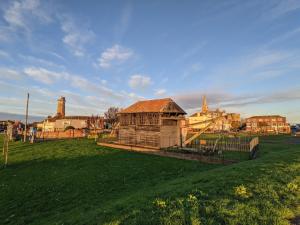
[0, 135, 299, 225]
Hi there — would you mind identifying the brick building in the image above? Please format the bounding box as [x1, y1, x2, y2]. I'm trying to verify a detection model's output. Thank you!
[246, 115, 290, 134]
[37, 97, 104, 132]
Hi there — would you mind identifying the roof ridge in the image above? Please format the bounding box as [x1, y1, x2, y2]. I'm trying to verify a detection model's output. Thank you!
[137, 98, 172, 102]
[119, 98, 185, 114]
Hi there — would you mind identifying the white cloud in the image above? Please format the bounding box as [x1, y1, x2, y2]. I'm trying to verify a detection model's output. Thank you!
[0, 27, 11, 42]
[19, 54, 65, 69]
[0, 68, 21, 80]
[269, 0, 300, 19]
[182, 62, 203, 79]
[247, 51, 290, 69]
[114, 3, 133, 40]
[0, 73, 147, 117]
[48, 51, 66, 61]
[180, 42, 207, 61]
[23, 67, 68, 84]
[207, 49, 297, 89]
[3, 0, 51, 30]
[155, 89, 167, 96]
[0, 50, 10, 59]
[266, 27, 300, 47]
[22, 66, 126, 100]
[128, 74, 152, 90]
[98, 44, 134, 68]
[60, 16, 95, 57]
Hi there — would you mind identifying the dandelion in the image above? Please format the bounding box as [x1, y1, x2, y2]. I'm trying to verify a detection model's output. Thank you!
[287, 182, 299, 193]
[153, 199, 167, 208]
[187, 194, 198, 202]
[234, 185, 252, 199]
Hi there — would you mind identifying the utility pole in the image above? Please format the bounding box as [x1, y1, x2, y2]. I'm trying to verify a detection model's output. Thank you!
[24, 93, 29, 142]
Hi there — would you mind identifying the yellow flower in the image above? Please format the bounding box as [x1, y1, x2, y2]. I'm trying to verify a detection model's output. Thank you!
[234, 185, 251, 198]
[188, 194, 198, 202]
[287, 182, 299, 192]
[153, 199, 167, 208]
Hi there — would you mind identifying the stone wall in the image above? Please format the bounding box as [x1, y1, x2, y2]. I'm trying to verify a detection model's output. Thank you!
[36, 129, 86, 139]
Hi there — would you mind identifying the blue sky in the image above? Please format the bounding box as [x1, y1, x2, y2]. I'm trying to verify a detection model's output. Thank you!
[0, 0, 300, 122]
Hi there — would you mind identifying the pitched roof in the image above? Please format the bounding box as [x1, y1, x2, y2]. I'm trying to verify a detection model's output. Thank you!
[44, 115, 103, 122]
[119, 98, 186, 114]
[247, 115, 285, 119]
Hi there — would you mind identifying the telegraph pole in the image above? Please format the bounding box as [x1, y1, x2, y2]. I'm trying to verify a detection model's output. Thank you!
[24, 93, 29, 142]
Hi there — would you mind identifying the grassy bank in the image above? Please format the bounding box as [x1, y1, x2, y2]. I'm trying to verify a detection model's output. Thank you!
[0, 135, 299, 224]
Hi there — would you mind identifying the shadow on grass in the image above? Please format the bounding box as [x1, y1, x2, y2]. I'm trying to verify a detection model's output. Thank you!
[0, 143, 221, 225]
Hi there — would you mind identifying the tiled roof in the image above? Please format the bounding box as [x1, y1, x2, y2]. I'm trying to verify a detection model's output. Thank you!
[119, 98, 186, 114]
[247, 115, 284, 119]
[45, 115, 102, 122]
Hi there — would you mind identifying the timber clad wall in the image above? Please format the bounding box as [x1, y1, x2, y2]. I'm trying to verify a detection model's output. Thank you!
[119, 125, 160, 147]
[118, 98, 186, 149]
[160, 124, 180, 148]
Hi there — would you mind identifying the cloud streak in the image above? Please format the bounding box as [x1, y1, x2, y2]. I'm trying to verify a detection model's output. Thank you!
[0, 68, 21, 80]
[128, 74, 152, 90]
[24, 67, 68, 84]
[60, 15, 95, 57]
[174, 87, 300, 114]
[98, 44, 134, 68]
[269, 0, 300, 19]
[3, 0, 51, 31]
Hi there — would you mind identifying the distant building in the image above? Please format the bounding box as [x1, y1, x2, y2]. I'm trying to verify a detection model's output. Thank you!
[245, 115, 290, 134]
[188, 96, 241, 132]
[118, 98, 186, 148]
[37, 97, 104, 132]
[0, 120, 23, 134]
[56, 96, 66, 118]
[0, 120, 14, 132]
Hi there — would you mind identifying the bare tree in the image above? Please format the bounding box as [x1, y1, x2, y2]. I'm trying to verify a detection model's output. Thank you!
[88, 115, 101, 141]
[104, 107, 119, 125]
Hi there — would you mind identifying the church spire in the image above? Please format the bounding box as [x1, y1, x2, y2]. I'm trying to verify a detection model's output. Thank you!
[202, 95, 208, 113]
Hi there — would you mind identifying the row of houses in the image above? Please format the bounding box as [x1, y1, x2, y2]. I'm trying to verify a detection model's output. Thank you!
[245, 116, 290, 134]
[35, 96, 291, 135]
[0, 96, 291, 137]
[1, 96, 292, 148]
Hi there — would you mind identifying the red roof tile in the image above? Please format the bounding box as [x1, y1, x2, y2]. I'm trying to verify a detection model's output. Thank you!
[119, 98, 186, 114]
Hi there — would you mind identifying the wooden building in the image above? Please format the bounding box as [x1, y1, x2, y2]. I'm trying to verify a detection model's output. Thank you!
[118, 98, 186, 149]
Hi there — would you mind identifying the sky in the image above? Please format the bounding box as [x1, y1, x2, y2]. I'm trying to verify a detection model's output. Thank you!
[0, 0, 300, 123]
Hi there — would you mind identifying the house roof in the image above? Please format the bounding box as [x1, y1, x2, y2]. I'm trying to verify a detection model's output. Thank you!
[247, 115, 285, 119]
[119, 98, 186, 114]
[44, 115, 103, 122]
